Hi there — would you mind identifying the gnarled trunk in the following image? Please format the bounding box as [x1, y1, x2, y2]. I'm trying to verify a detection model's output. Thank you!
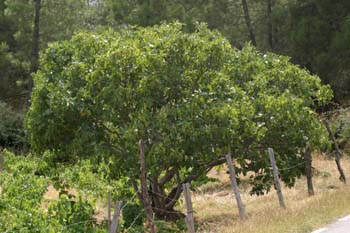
[134, 145, 228, 222]
[149, 171, 185, 221]
[139, 157, 227, 221]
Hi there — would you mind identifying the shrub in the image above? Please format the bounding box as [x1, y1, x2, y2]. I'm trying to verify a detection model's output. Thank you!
[0, 169, 49, 232]
[122, 203, 145, 229]
[27, 23, 332, 218]
[47, 194, 97, 233]
[0, 101, 28, 152]
[0, 150, 104, 232]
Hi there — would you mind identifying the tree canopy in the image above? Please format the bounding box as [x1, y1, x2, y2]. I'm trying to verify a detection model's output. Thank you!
[1, 0, 350, 107]
[26, 23, 332, 217]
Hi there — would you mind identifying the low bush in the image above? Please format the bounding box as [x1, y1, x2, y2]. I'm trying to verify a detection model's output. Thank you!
[0, 151, 104, 232]
[47, 194, 97, 233]
[0, 101, 28, 152]
[0, 168, 49, 232]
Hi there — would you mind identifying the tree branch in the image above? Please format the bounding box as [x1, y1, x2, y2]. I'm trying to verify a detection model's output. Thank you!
[165, 155, 227, 209]
[159, 167, 177, 187]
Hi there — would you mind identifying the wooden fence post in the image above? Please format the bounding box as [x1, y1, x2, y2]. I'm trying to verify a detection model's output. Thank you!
[304, 144, 314, 196]
[324, 120, 346, 183]
[139, 140, 156, 233]
[110, 201, 123, 233]
[183, 183, 195, 233]
[225, 154, 246, 219]
[268, 148, 286, 209]
[107, 192, 111, 232]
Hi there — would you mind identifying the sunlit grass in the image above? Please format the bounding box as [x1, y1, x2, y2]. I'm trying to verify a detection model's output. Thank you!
[38, 154, 350, 232]
[192, 154, 350, 233]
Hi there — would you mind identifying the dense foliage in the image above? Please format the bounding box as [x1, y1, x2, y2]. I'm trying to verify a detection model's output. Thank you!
[0, 101, 27, 151]
[1, 0, 346, 229]
[106, 0, 350, 101]
[26, 24, 332, 217]
[1, 0, 350, 107]
[288, 0, 350, 102]
[0, 150, 103, 232]
[0, 0, 107, 108]
[0, 150, 184, 232]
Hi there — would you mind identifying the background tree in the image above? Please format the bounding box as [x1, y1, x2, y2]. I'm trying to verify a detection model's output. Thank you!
[0, 0, 107, 108]
[287, 0, 350, 102]
[241, 0, 257, 46]
[2, 0, 350, 107]
[0, 0, 30, 107]
[28, 0, 41, 100]
[267, 0, 273, 49]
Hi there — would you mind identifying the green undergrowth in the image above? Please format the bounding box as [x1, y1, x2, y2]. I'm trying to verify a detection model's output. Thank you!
[0, 150, 185, 232]
[0, 150, 105, 232]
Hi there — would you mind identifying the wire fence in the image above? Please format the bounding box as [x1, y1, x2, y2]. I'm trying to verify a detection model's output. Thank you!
[120, 191, 139, 212]
[278, 161, 306, 172]
[1, 146, 321, 232]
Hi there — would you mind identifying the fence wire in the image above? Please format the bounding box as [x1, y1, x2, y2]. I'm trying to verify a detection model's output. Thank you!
[2, 146, 320, 232]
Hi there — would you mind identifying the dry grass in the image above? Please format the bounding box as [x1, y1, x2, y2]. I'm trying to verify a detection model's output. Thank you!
[192, 154, 350, 233]
[38, 154, 350, 232]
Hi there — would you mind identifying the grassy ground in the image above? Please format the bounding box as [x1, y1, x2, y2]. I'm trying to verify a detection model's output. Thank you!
[36, 153, 350, 232]
[191, 154, 350, 233]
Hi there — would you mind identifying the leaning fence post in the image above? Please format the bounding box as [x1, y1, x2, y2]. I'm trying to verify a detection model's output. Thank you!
[304, 144, 314, 196]
[183, 183, 195, 233]
[268, 148, 286, 209]
[324, 120, 346, 183]
[110, 201, 123, 233]
[225, 154, 246, 219]
[107, 192, 111, 232]
[139, 140, 156, 233]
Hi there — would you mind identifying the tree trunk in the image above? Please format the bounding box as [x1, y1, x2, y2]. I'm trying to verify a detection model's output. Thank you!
[241, 0, 257, 46]
[151, 179, 185, 221]
[136, 155, 228, 222]
[324, 120, 346, 183]
[267, 0, 273, 49]
[28, 0, 41, 101]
